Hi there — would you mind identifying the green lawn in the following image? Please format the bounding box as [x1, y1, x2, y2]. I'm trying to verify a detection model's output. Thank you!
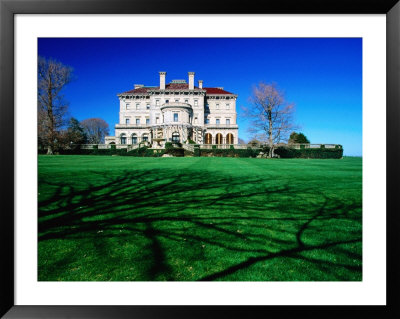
[38, 155, 362, 281]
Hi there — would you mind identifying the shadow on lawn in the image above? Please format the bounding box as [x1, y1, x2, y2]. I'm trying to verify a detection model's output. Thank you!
[38, 167, 362, 281]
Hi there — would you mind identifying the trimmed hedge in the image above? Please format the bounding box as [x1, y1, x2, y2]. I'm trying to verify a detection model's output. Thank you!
[126, 146, 166, 157]
[165, 147, 184, 157]
[199, 148, 260, 158]
[275, 146, 343, 159]
[43, 144, 343, 159]
[58, 148, 125, 156]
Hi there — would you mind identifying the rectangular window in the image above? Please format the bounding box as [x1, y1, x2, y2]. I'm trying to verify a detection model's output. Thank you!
[194, 117, 198, 124]
[226, 103, 230, 109]
[156, 117, 159, 124]
[126, 103, 130, 110]
[156, 100, 160, 106]
[205, 118, 210, 124]
[174, 113, 178, 122]
[184, 99, 189, 103]
[136, 119, 140, 125]
[226, 119, 230, 125]
[146, 104, 150, 110]
[136, 103, 140, 110]
[126, 118, 130, 125]
[194, 100, 198, 106]
[216, 103, 220, 109]
[216, 119, 220, 124]
[146, 118, 150, 125]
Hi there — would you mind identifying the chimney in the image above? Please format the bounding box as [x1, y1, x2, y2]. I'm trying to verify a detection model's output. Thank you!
[134, 84, 144, 89]
[198, 80, 203, 89]
[188, 72, 195, 90]
[159, 71, 166, 90]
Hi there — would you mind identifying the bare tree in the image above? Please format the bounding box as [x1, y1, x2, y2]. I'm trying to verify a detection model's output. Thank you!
[244, 82, 297, 158]
[38, 56, 72, 154]
[81, 118, 110, 144]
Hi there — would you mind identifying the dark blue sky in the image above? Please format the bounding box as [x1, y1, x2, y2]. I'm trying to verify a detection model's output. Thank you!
[38, 38, 362, 156]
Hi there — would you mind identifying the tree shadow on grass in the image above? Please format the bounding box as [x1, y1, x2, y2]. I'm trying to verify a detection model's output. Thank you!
[38, 167, 362, 281]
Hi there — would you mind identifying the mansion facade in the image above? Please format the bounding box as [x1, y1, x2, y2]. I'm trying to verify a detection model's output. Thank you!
[105, 72, 239, 147]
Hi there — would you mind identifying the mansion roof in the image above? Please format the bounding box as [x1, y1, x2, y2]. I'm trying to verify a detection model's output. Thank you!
[119, 83, 234, 96]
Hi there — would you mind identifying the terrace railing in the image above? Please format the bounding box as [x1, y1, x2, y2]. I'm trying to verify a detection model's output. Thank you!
[80, 143, 341, 151]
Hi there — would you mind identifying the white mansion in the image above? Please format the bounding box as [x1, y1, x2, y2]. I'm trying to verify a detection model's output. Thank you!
[105, 72, 239, 147]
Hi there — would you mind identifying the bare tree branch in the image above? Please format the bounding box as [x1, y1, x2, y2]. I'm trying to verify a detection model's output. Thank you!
[38, 56, 73, 154]
[243, 82, 297, 157]
[81, 118, 110, 144]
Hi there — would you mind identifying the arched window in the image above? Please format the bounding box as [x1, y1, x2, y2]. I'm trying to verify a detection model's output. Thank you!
[204, 133, 212, 144]
[216, 133, 223, 144]
[131, 134, 137, 144]
[226, 133, 234, 145]
[120, 133, 126, 145]
[172, 132, 180, 143]
[142, 134, 149, 142]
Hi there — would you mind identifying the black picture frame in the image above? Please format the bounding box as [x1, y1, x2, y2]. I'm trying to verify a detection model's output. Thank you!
[1, 0, 399, 318]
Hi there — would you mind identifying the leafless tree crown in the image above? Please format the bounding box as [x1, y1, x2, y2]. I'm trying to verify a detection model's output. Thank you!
[243, 82, 297, 157]
[81, 118, 110, 144]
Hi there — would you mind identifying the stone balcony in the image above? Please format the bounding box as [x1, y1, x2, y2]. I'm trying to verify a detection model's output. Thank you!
[115, 124, 150, 129]
[160, 102, 192, 110]
[204, 124, 238, 129]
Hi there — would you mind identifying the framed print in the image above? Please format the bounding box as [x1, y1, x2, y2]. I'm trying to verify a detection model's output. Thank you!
[1, 0, 399, 318]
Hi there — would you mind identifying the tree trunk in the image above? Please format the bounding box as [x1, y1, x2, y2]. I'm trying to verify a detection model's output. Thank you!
[268, 107, 273, 158]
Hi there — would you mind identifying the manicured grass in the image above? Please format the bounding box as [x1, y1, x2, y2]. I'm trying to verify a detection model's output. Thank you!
[38, 155, 362, 281]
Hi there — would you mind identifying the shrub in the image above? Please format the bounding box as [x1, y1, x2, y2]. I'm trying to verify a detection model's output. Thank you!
[194, 146, 200, 157]
[165, 142, 173, 150]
